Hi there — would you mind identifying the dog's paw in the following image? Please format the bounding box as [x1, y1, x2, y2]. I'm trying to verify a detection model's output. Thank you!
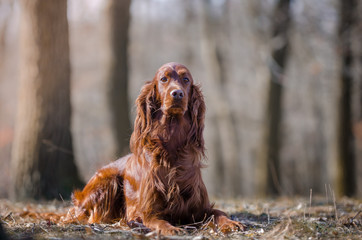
[217, 215, 245, 233]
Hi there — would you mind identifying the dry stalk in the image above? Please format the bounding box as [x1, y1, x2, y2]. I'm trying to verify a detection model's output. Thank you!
[332, 189, 338, 221]
[303, 203, 306, 221]
[309, 188, 312, 218]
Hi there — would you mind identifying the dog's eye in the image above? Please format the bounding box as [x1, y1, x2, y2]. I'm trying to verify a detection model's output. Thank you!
[183, 77, 190, 83]
[160, 77, 168, 83]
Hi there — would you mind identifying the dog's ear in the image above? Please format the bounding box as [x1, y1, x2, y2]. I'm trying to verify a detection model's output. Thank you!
[130, 81, 158, 153]
[187, 84, 205, 154]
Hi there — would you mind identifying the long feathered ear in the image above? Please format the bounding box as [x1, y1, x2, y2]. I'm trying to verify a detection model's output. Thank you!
[130, 81, 159, 153]
[188, 84, 206, 155]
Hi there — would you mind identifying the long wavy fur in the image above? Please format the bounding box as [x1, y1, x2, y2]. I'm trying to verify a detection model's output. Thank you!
[130, 81, 209, 224]
[66, 64, 244, 234]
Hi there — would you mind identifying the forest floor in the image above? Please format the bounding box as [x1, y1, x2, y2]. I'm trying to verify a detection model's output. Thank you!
[0, 197, 361, 239]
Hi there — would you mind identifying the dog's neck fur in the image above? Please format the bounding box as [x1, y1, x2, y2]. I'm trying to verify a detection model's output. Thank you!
[145, 111, 197, 166]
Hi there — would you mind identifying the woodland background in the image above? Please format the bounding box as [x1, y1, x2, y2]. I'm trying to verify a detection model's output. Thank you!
[0, 0, 361, 201]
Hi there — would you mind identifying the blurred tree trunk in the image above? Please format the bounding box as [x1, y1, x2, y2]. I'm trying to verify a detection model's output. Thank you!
[336, 0, 361, 196]
[353, 1, 362, 197]
[200, 0, 240, 196]
[106, 0, 132, 156]
[279, 1, 339, 196]
[10, 0, 82, 200]
[258, 0, 291, 196]
[199, 0, 272, 197]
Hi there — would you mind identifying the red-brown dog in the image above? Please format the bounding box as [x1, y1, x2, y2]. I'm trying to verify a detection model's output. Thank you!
[66, 62, 244, 235]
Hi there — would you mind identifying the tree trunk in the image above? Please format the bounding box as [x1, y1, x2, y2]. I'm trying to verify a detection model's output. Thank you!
[259, 0, 291, 196]
[200, 0, 240, 196]
[106, 0, 132, 157]
[352, 1, 362, 197]
[11, 0, 82, 200]
[336, 0, 360, 196]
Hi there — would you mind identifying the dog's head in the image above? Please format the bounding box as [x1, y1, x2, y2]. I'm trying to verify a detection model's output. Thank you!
[154, 62, 192, 116]
[131, 62, 205, 153]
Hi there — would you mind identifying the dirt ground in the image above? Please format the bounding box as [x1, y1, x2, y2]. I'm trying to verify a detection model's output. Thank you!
[0, 197, 361, 239]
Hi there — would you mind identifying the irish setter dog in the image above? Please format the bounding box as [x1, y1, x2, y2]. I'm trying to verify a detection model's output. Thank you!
[66, 62, 244, 235]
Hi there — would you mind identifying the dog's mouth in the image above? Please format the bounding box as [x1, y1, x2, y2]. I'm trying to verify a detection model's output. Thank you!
[166, 108, 185, 116]
[170, 102, 184, 109]
[163, 102, 187, 116]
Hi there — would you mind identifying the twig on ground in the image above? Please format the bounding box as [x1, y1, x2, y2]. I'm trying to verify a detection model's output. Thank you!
[39, 224, 49, 233]
[59, 194, 81, 225]
[352, 210, 361, 221]
[199, 215, 215, 232]
[178, 214, 207, 228]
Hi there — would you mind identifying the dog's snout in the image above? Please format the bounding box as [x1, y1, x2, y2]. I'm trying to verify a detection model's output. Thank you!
[170, 89, 184, 100]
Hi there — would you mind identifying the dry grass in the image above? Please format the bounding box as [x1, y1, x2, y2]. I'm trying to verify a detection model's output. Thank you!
[0, 197, 361, 239]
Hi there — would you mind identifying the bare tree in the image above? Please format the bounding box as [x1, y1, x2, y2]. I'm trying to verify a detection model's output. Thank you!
[336, 0, 361, 196]
[352, 1, 362, 197]
[105, 0, 132, 156]
[199, 0, 240, 196]
[11, 0, 82, 200]
[259, 0, 291, 196]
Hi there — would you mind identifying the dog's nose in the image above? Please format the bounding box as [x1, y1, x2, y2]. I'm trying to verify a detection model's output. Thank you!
[170, 89, 184, 100]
